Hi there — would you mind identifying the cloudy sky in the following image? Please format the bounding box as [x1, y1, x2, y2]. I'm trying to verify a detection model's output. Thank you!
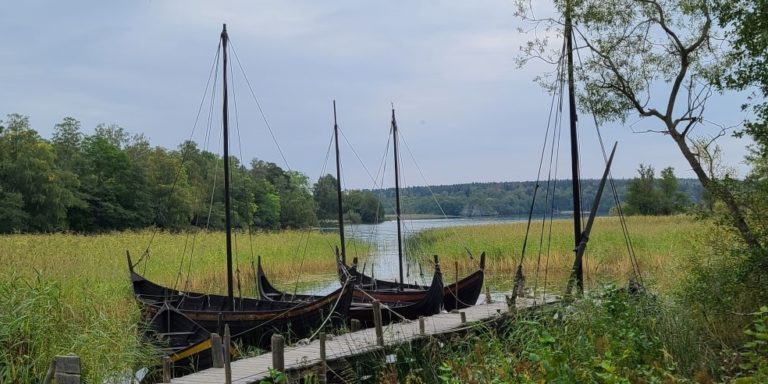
[0, 1, 752, 189]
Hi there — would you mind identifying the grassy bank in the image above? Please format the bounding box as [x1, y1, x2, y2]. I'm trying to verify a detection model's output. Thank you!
[0, 229, 356, 383]
[405, 215, 701, 293]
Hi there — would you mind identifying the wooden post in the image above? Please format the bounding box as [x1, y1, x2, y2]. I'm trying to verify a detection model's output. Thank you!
[162, 356, 172, 383]
[53, 354, 81, 384]
[211, 333, 224, 368]
[318, 332, 327, 384]
[485, 286, 492, 304]
[224, 324, 232, 384]
[372, 300, 384, 347]
[272, 334, 285, 372]
[454, 261, 459, 310]
[460, 311, 467, 324]
[350, 318, 362, 332]
[418, 316, 425, 335]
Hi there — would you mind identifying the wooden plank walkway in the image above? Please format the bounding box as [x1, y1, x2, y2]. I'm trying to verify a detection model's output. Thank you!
[170, 296, 555, 384]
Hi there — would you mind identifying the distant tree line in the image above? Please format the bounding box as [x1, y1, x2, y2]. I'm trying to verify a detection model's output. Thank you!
[374, 175, 702, 217]
[0, 114, 386, 234]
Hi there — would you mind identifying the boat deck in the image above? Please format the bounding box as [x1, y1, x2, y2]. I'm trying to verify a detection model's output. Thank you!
[170, 296, 556, 384]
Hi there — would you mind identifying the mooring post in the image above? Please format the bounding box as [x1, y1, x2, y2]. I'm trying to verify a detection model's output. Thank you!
[318, 332, 328, 384]
[224, 324, 232, 384]
[485, 286, 492, 304]
[350, 318, 362, 332]
[272, 334, 285, 372]
[460, 311, 467, 324]
[162, 356, 172, 383]
[418, 316, 425, 335]
[454, 261, 459, 310]
[372, 300, 384, 347]
[52, 354, 81, 384]
[211, 333, 224, 368]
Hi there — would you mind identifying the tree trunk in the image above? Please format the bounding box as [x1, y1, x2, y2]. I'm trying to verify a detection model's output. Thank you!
[668, 128, 763, 252]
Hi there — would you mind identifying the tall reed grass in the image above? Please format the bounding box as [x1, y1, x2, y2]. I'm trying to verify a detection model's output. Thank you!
[405, 215, 702, 293]
[0, 229, 354, 382]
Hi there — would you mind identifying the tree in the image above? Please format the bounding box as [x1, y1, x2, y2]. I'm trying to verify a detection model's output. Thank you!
[279, 171, 317, 228]
[625, 165, 660, 215]
[515, 0, 763, 251]
[0, 114, 80, 231]
[658, 166, 690, 214]
[714, 0, 768, 153]
[313, 174, 339, 221]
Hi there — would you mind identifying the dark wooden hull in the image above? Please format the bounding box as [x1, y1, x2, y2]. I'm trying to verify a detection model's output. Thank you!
[339, 252, 486, 312]
[256, 256, 445, 326]
[130, 267, 354, 350]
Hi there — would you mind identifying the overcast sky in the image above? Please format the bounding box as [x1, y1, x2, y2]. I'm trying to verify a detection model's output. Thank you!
[0, 1, 753, 189]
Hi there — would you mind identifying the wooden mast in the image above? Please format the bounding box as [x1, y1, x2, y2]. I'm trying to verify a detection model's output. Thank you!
[221, 24, 235, 306]
[391, 108, 405, 290]
[333, 100, 347, 264]
[565, 1, 585, 294]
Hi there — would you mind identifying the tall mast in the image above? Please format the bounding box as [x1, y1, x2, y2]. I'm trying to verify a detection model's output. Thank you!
[333, 100, 347, 264]
[565, 1, 584, 294]
[221, 24, 235, 306]
[391, 108, 405, 290]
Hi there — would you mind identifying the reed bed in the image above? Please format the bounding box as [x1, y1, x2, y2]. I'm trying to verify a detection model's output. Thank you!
[0, 229, 353, 382]
[405, 215, 702, 294]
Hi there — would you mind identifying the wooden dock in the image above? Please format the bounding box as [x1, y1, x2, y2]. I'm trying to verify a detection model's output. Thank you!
[170, 296, 554, 384]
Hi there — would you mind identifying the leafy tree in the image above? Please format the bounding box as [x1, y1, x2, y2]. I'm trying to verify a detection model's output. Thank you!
[658, 167, 690, 214]
[0, 114, 79, 232]
[714, 0, 768, 153]
[625, 165, 660, 215]
[345, 190, 384, 224]
[313, 174, 339, 221]
[514, 0, 762, 251]
[146, 147, 194, 230]
[279, 171, 317, 228]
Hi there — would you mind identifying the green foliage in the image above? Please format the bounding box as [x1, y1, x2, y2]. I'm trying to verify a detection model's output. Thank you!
[380, 179, 701, 218]
[0, 114, 326, 233]
[0, 275, 154, 383]
[395, 289, 685, 383]
[738, 306, 768, 381]
[258, 368, 286, 383]
[714, 0, 768, 154]
[313, 174, 339, 221]
[624, 164, 690, 215]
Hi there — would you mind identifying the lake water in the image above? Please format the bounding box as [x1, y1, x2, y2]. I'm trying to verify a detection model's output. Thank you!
[305, 216, 527, 295]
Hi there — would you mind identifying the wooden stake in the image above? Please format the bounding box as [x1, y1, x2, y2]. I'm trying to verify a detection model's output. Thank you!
[211, 333, 224, 368]
[318, 332, 327, 384]
[272, 334, 285, 372]
[418, 316, 425, 335]
[350, 319, 362, 332]
[485, 286, 492, 304]
[162, 356, 172, 383]
[224, 324, 232, 384]
[460, 311, 467, 324]
[454, 261, 459, 310]
[373, 300, 384, 346]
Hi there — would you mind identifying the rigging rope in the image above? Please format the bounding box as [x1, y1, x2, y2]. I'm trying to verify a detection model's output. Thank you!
[228, 39, 292, 171]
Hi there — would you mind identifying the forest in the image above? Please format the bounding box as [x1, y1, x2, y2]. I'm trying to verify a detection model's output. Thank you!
[0, 111, 702, 234]
[0, 114, 387, 233]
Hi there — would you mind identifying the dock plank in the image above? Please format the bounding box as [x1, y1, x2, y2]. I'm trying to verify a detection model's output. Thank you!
[170, 296, 555, 384]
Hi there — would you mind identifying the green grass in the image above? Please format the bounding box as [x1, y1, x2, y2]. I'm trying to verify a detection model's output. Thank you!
[406, 215, 703, 293]
[0, 229, 356, 383]
[0, 216, 703, 382]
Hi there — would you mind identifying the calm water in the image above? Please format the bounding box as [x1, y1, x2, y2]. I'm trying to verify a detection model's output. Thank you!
[306, 216, 526, 295]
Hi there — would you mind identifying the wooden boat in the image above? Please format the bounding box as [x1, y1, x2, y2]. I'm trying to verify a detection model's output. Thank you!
[257, 254, 444, 326]
[334, 107, 485, 311]
[253, 103, 445, 324]
[127, 24, 354, 357]
[340, 252, 485, 312]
